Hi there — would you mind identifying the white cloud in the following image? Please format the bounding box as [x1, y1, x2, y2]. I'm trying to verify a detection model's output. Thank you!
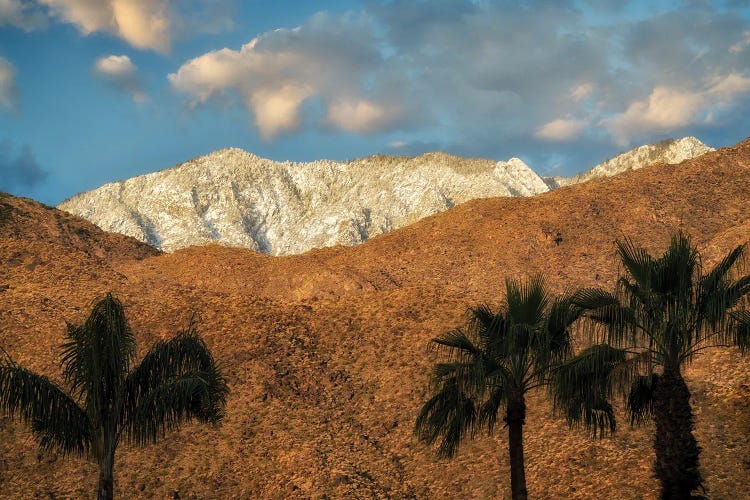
[535, 118, 589, 142]
[0, 56, 18, 110]
[570, 83, 593, 102]
[169, 13, 412, 139]
[36, 0, 232, 52]
[326, 98, 401, 134]
[604, 73, 750, 145]
[94, 54, 146, 103]
[729, 31, 750, 54]
[40, 0, 171, 52]
[0, 0, 47, 30]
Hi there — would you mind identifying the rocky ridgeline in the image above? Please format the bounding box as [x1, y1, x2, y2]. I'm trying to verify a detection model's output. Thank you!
[58, 137, 712, 255]
[543, 136, 713, 188]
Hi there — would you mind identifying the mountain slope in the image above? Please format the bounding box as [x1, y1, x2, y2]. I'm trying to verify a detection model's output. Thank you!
[58, 151, 549, 254]
[1, 138, 748, 498]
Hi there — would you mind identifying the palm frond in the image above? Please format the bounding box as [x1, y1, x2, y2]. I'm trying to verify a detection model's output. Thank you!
[700, 244, 745, 293]
[573, 288, 639, 345]
[616, 238, 654, 288]
[551, 344, 627, 437]
[60, 294, 135, 408]
[415, 377, 477, 458]
[122, 326, 228, 432]
[541, 295, 580, 361]
[0, 363, 90, 456]
[730, 310, 750, 353]
[627, 374, 659, 425]
[122, 372, 223, 447]
[431, 328, 482, 358]
[505, 275, 549, 326]
[478, 388, 506, 434]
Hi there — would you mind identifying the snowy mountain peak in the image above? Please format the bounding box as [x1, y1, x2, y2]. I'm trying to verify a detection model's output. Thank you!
[58, 137, 712, 255]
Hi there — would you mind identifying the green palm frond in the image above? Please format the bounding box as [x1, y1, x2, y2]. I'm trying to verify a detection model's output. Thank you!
[699, 244, 745, 293]
[0, 364, 91, 456]
[415, 377, 477, 458]
[122, 327, 228, 437]
[616, 238, 654, 288]
[60, 293, 135, 407]
[122, 373, 222, 447]
[478, 388, 506, 434]
[730, 310, 750, 352]
[551, 344, 627, 437]
[432, 328, 482, 358]
[505, 275, 549, 326]
[627, 374, 659, 425]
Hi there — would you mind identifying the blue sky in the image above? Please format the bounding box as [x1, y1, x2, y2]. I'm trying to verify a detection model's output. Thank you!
[1, 0, 749, 205]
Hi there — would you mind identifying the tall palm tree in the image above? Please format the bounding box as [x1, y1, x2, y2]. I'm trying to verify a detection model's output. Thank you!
[553, 232, 750, 499]
[415, 276, 584, 500]
[0, 293, 229, 500]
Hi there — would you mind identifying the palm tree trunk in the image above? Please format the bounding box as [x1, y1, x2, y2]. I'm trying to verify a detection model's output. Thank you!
[97, 448, 115, 500]
[652, 367, 702, 499]
[505, 397, 528, 500]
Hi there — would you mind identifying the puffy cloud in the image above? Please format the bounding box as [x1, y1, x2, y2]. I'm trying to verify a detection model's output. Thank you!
[34, 0, 233, 52]
[169, 13, 417, 139]
[0, 56, 18, 111]
[93, 54, 146, 103]
[40, 0, 171, 52]
[0, 0, 47, 30]
[326, 99, 402, 134]
[604, 73, 750, 145]
[535, 119, 589, 142]
[0, 141, 47, 192]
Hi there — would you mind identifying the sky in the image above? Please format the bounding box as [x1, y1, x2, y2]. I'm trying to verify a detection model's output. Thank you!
[1, 0, 750, 205]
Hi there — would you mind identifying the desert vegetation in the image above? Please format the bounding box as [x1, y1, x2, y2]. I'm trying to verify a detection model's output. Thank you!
[418, 233, 750, 499]
[415, 276, 585, 499]
[0, 294, 228, 500]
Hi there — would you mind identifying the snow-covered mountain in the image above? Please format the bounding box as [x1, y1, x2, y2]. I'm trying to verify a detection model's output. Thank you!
[58, 137, 712, 255]
[58, 151, 549, 255]
[544, 137, 713, 188]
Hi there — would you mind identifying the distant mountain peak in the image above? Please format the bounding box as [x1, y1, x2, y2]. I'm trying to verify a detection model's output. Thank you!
[58, 137, 712, 255]
[544, 137, 714, 188]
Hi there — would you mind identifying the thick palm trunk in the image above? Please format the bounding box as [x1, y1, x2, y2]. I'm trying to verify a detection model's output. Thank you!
[652, 367, 702, 499]
[505, 397, 528, 500]
[97, 448, 115, 500]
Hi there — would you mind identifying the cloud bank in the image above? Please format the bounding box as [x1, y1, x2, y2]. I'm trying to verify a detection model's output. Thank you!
[169, 13, 416, 139]
[169, 1, 750, 165]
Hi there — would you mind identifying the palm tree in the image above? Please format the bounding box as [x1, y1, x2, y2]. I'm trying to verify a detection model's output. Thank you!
[415, 276, 584, 500]
[553, 232, 750, 499]
[0, 293, 229, 500]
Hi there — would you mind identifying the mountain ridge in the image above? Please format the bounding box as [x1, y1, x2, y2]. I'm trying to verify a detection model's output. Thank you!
[57, 137, 712, 255]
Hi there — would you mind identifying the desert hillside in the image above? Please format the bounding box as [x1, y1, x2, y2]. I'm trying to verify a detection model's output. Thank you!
[1, 139, 749, 498]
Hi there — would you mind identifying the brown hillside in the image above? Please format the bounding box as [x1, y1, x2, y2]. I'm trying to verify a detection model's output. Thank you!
[1, 139, 750, 499]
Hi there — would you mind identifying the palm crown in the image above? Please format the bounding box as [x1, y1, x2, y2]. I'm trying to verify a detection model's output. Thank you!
[0, 293, 228, 499]
[554, 233, 750, 498]
[416, 276, 583, 499]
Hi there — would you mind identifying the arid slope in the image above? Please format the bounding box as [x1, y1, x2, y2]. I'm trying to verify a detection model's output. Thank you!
[1, 139, 749, 499]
